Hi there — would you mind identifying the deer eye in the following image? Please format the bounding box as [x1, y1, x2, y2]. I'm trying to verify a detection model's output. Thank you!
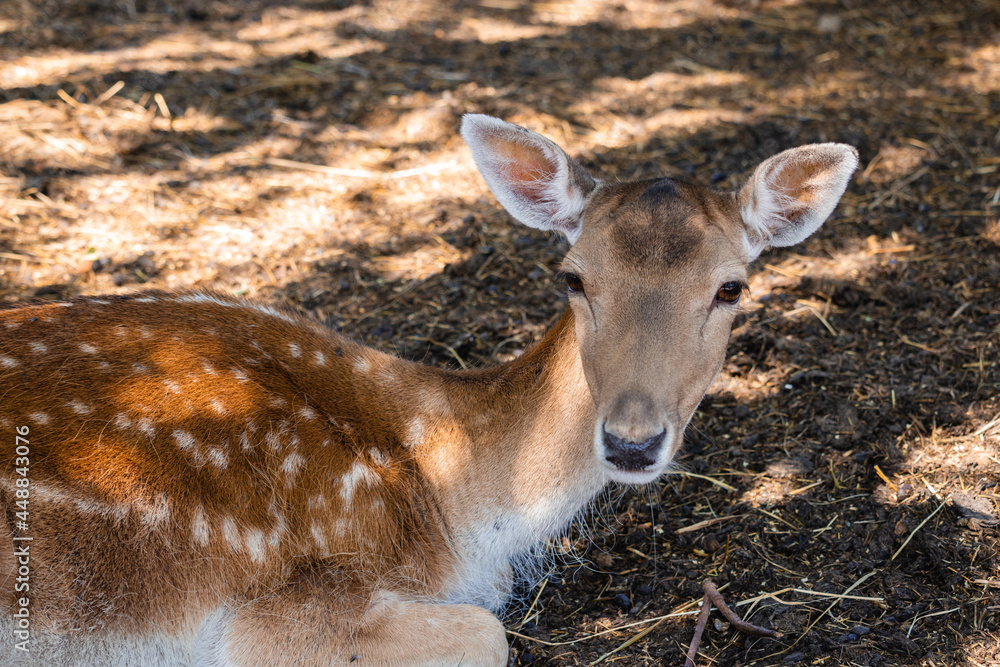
[563, 272, 585, 295]
[715, 281, 745, 305]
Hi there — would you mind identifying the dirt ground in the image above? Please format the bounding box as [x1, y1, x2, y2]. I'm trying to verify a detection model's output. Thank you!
[1, 0, 998, 665]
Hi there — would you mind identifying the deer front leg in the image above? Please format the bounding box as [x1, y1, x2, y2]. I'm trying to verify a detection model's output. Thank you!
[213, 582, 509, 667]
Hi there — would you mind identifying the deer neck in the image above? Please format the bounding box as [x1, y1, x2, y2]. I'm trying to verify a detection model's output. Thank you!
[411, 308, 605, 608]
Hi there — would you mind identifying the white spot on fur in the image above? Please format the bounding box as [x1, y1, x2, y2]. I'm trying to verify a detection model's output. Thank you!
[114, 326, 127, 337]
[134, 296, 159, 303]
[265, 430, 282, 451]
[282, 452, 305, 483]
[307, 494, 326, 511]
[137, 418, 155, 437]
[231, 368, 249, 382]
[91, 299, 111, 305]
[201, 360, 218, 376]
[28, 342, 47, 354]
[221, 515, 241, 552]
[312, 350, 326, 366]
[114, 413, 132, 429]
[310, 521, 328, 552]
[139, 325, 153, 339]
[248, 302, 297, 325]
[353, 357, 370, 374]
[297, 406, 317, 421]
[79, 343, 99, 354]
[369, 447, 387, 465]
[340, 462, 379, 509]
[268, 504, 288, 548]
[239, 430, 253, 451]
[29, 411, 50, 425]
[192, 505, 210, 546]
[210, 399, 227, 415]
[67, 400, 93, 415]
[208, 447, 228, 469]
[288, 342, 302, 358]
[245, 529, 266, 563]
[173, 430, 196, 451]
[132, 362, 149, 374]
[0, 355, 20, 368]
[141, 494, 172, 528]
[405, 417, 426, 449]
[0, 479, 129, 522]
[268, 396, 288, 408]
[174, 293, 235, 308]
[164, 379, 181, 394]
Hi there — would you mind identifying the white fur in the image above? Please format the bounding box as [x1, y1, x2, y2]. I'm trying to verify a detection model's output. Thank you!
[739, 143, 859, 261]
[445, 469, 604, 613]
[339, 462, 379, 509]
[461, 114, 594, 244]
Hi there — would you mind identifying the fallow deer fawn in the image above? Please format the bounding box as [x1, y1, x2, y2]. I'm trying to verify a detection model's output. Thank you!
[0, 115, 856, 666]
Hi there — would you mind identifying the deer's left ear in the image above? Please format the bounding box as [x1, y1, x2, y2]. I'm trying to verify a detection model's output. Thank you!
[738, 143, 859, 261]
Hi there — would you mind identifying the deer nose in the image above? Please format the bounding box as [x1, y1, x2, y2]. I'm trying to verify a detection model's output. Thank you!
[601, 427, 666, 471]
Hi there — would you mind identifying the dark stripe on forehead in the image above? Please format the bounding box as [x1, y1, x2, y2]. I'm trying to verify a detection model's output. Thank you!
[640, 178, 678, 200]
[610, 180, 705, 265]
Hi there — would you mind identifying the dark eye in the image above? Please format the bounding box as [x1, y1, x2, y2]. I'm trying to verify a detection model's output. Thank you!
[563, 272, 585, 295]
[715, 281, 745, 304]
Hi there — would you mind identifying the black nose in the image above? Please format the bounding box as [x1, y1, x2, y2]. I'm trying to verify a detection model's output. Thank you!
[602, 427, 666, 471]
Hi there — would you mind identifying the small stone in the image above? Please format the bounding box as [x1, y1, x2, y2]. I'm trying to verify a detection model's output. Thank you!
[817, 13, 842, 33]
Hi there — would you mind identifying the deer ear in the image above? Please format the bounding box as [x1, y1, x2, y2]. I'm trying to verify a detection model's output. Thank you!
[461, 114, 597, 244]
[738, 143, 858, 261]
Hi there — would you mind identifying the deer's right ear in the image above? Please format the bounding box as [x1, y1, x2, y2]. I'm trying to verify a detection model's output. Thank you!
[461, 114, 597, 244]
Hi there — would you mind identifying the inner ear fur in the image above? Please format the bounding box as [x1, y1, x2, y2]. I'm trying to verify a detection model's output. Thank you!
[738, 143, 859, 260]
[461, 114, 596, 244]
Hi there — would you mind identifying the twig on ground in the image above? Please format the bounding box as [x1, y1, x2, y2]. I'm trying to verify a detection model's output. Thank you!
[665, 471, 737, 492]
[780, 570, 879, 655]
[891, 497, 949, 561]
[683, 580, 781, 667]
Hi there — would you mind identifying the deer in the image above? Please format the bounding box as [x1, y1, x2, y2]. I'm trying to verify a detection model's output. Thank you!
[0, 114, 857, 666]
